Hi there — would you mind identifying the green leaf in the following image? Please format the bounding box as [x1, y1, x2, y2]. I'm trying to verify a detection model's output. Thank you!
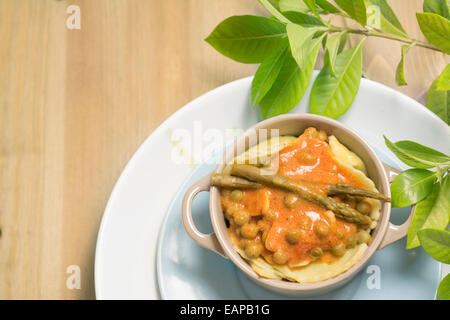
[418, 229, 450, 264]
[423, 0, 450, 20]
[395, 44, 414, 86]
[251, 44, 289, 106]
[279, 0, 310, 13]
[437, 274, 450, 300]
[390, 169, 437, 207]
[436, 64, 450, 91]
[394, 140, 450, 165]
[287, 24, 320, 69]
[416, 12, 450, 54]
[334, 0, 367, 26]
[407, 176, 450, 249]
[259, 35, 324, 119]
[283, 11, 325, 27]
[258, 0, 291, 23]
[310, 39, 364, 119]
[337, 31, 349, 53]
[303, 0, 320, 16]
[205, 15, 288, 63]
[365, 0, 408, 37]
[325, 32, 343, 76]
[267, 0, 281, 9]
[383, 136, 450, 169]
[426, 74, 450, 124]
[316, 0, 342, 13]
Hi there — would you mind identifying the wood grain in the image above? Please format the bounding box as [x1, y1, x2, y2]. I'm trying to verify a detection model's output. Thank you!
[0, 0, 447, 299]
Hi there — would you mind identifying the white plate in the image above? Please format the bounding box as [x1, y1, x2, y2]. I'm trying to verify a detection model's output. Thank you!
[95, 74, 450, 299]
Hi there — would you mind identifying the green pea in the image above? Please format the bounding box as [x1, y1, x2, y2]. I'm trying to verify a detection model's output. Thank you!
[241, 223, 259, 239]
[331, 243, 346, 257]
[314, 221, 330, 239]
[245, 243, 263, 259]
[233, 210, 250, 226]
[356, 230, 371, 244]
[230, 190, 244, 201]
[309, 247, 323, 259]
[284, 193, 299, 209]
[273, 250, 288, 265]
[285, 228, 302, 245]
[298, 215, 312, 230]
[346, 235, 357, 249]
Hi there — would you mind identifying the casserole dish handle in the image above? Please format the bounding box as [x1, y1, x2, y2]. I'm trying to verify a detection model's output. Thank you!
[378, 163, 415, 249]
[182, 174, 227, 258]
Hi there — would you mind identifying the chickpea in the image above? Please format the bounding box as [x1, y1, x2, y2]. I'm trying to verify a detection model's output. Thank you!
[233, 210, 250, 226]
[284, 193, 299, 209]
[239, 238, 251, 249]
[230, 190, 244, 202]
[314, 221, 330, 239]
[317, 130, 328, 141]
[257, 220, 269, 238]
[296, 151, 316, 165]
[241, 223, 259, 239]
[336, 224, 346, 240]
[261, 229, 269, 244]
[264, 209, 278, 221]
[298, 215, 312, 230]
[304, 127, 318, 138]
[273, 250, 289, 265]
[356, 199, 373, 215]
[245, 243, 263, 259]
[355, 230, 372, 244]
[324, 210, 336, 225]
[309, 247, 323, 259]
[285, 228, 302, 244]
[226, 204, 239, 216]
[331, 243, 346, 257]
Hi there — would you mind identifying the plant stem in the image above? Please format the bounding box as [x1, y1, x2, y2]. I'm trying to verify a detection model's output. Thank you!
[256, 0, 443, 53]
[329, 26, 441, 52]
[436, 166, 443, 183]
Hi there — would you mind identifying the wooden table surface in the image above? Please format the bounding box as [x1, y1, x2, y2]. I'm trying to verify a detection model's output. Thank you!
[0, 0, 448, 299]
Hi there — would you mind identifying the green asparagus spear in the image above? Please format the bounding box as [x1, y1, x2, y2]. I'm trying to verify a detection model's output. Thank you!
[213, 173, 389, 201]
[327, 183, 390, 201]
[211, 173, 263, 189]
[229, 164, 373, 228]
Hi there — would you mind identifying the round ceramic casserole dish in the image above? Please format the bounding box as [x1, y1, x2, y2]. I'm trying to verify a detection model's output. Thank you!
[182, 113, 413, 297]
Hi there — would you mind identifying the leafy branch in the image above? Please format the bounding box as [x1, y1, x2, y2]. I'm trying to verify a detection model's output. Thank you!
[205, 0, 450, 124]
[206, 0, 450, 300]
[384, 137, 450, 300]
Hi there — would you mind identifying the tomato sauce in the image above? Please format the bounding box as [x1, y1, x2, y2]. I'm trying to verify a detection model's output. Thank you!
[221, 132, 363, 267]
